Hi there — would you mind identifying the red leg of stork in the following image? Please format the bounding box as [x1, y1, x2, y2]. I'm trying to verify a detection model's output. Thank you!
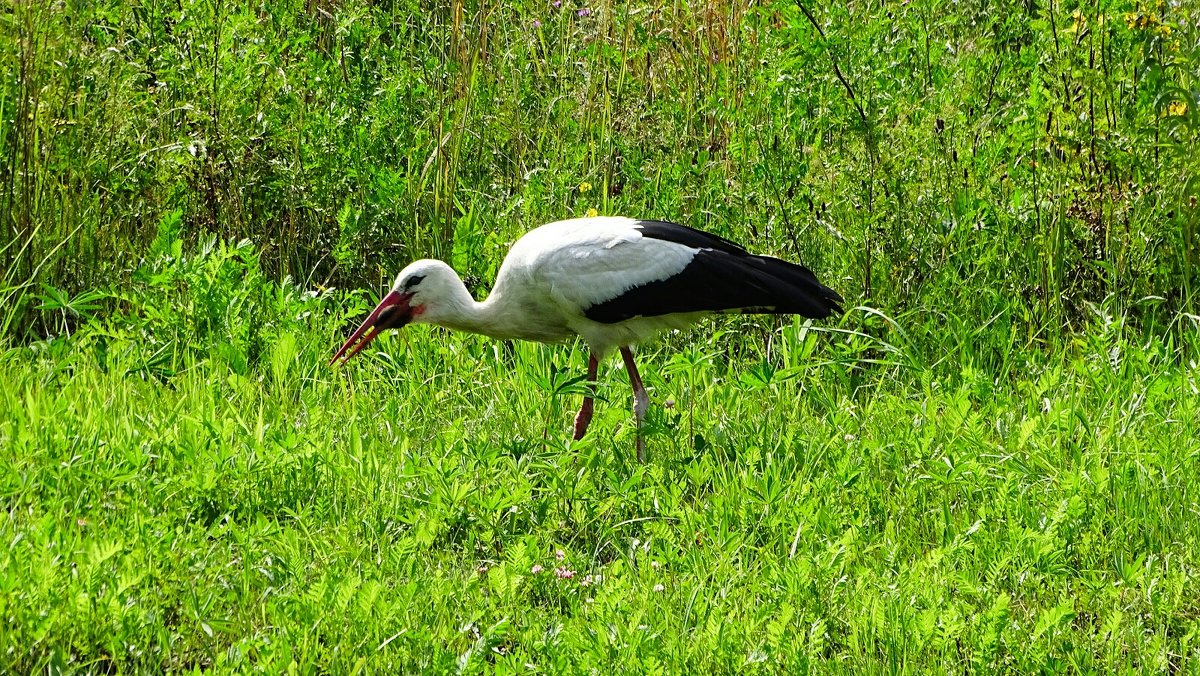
[572, 352, 599, 441]
[619, 346, 649, 462]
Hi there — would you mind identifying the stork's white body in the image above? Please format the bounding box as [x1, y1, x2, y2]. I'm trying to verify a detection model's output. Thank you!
[452, 217, 706, 355]
[332, 215, 843, 461]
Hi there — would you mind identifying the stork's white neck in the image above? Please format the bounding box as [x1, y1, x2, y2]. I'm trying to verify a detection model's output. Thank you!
[400, 258, 573, 344]
[413, 270, 515, 340]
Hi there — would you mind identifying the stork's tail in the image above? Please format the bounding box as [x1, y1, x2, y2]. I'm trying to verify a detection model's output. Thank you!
[741, 254, 843, 319]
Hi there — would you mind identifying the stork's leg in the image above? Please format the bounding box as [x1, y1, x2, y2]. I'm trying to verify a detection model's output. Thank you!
[572, 352, 599, 441]
[619, 346, 649, 462]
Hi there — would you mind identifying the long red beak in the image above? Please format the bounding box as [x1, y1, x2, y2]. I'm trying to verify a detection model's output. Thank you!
[330, 290, 412, 366]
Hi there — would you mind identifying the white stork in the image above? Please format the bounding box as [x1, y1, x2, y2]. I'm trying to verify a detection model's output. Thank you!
[331, 216, 842, 461]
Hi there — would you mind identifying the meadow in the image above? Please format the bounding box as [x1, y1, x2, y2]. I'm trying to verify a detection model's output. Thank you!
[2, 0, 1200, 672]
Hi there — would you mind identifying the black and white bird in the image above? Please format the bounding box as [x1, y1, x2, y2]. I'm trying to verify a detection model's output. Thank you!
[331, 216, 842, 460]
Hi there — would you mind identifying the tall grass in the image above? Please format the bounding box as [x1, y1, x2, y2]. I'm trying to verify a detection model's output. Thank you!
[3, 0, 1200, 671]
[2, 0, 1197, 344]
[2, 230, 1200, 670]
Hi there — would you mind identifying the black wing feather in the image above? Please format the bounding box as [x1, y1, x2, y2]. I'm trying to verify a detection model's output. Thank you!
[634, 220, 750, 256]
[584, 220, 844, 324]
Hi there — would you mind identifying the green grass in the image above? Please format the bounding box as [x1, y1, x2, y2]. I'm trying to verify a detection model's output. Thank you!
[4, 285, 1200, 671]
[3, 0, 1200, 672]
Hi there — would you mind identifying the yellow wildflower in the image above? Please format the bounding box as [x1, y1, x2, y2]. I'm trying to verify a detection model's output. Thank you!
[1068, 9, 1085, 33]
[579, 182, 592, 193]
[586, 207, 599, 218]
[1166, 101, 1187, 116]
[1124, 12, 1158, 30]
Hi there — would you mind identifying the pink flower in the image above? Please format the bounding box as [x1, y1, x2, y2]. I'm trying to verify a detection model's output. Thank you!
[577, 8, 591, 16]
[555, 567, 575, 579]
[532, 19, 542, 28]
[555, 549, 565, 561]
[531, 564, 544, 574]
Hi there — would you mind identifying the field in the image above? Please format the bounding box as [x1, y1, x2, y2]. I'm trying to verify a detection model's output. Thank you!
[3, 0, 1200, 672]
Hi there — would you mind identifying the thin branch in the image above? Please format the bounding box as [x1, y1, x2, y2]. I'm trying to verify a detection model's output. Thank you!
[794, 1, 870, 127]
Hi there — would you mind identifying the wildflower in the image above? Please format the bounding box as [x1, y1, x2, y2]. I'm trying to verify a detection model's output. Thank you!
[578, 8, 592, 17]
[555, 567, 575, 579]
[532, 19, 542, 28]
[664, 398, 675, 409]
[586, 207, 599, 218]
[578, 181, 592, 193]
[650, 560, 660, 570]
[1068, 9, 1085, 33]
[531, 564, 544, 574]
[580, 574, 593, 587]
[653, 583, 665, 592]
[551, 0, 561, 7]
[555, 549, 566, 560]
[1167, 101, 1187, 116]
[1124, 11, 1159, 30]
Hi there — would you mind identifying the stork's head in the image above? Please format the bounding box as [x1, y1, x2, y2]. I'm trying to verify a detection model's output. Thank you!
[329, 259, 458, 365]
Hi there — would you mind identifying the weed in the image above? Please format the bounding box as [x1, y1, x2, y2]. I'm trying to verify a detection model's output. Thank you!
[2, 0, 1200, 671]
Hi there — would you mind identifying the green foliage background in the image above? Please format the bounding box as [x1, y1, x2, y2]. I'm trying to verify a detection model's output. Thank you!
[2, 0, 1200, 672]
[4, 0, 1197, 343]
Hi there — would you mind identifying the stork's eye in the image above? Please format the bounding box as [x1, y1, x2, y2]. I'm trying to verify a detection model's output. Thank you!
[403, 275, 426, 291]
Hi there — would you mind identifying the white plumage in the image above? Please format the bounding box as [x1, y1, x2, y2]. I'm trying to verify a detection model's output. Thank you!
[331, 216, 842, 461]
[488, 217, 706, 353]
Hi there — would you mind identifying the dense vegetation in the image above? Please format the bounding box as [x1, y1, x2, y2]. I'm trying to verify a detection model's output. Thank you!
[2, 0, 1199, 671]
